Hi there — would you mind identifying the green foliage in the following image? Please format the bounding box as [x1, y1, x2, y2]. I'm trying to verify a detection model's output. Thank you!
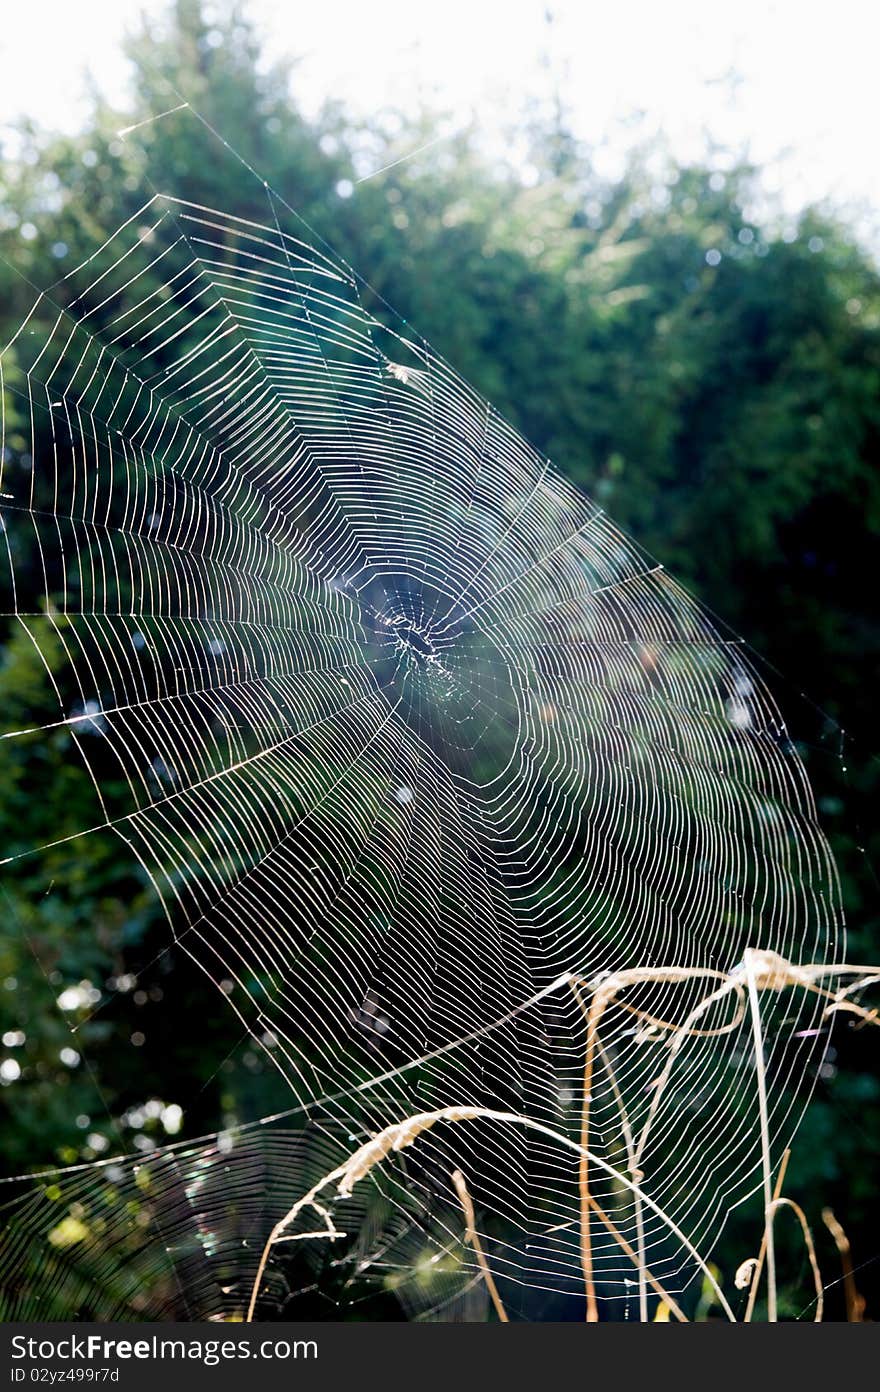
[0, 0, 877, 1318]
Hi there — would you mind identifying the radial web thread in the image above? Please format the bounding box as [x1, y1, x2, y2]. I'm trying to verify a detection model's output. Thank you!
[0, 195, 842, 1319]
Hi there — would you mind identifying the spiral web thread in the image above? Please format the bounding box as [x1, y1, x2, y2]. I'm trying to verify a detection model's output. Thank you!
[0, 193, 842, 1319]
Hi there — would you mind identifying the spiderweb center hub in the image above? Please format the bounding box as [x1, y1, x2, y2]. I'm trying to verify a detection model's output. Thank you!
[393, 619, 437, 663]
[353, 577, 521, 784]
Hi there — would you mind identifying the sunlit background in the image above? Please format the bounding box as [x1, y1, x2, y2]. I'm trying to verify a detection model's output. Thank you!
[2, 0, 880, 237]
[1, 0, 878, 1322]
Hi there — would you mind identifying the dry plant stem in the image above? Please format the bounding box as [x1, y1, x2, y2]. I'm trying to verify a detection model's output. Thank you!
[751, 957, 880, 1029]
[595, 1036, 647, 1322]
[572, 966, 741, 1323]
[831, 971, 880, 1000]
[629, 955, 878, 1184]
[633, 1192, 648, 1323]
[451, 1169, 509, 1322]
[768, 1198, 823, 1322]
[822, 1208, 865, 1321]
[245, 954, 878, 1323]
[744, 1149, 790, 1322]
[586, 1194, 688, 1322]
[824, 1000, 880, 1025]
[576, 983, 611, 1322]
[245, 1167, 349, 1321]
[745, 950, 777, 1322]
[247, 1104, 737, 1322]
[633, 976, 744, 1171]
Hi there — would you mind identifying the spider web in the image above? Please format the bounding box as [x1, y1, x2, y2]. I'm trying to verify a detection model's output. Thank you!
[0, 191, 842, 1319]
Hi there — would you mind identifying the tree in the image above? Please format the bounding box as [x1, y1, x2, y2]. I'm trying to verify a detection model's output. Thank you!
[1, 0, 877, 1319]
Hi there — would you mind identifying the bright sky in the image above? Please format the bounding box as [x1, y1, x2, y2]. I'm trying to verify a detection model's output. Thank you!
[2, 0, 879, 236]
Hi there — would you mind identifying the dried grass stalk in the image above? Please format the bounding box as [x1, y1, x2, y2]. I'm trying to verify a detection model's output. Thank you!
[822, 1208, 866, 1321]
[744, 1149, 790, 1322]
[244, 950, 877, 1323]
[769, 1198, 823, 1323]
[451, 1169, 509, 1322]
[247, 1104, 735, 1322]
